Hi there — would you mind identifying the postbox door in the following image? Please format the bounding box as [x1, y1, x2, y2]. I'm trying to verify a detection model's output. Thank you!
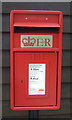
[14, 52, 57, 107]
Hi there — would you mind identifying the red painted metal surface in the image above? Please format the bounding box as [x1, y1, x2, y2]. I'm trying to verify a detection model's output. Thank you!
[15, 52, 57, 107]
[10, 10, 62, 110]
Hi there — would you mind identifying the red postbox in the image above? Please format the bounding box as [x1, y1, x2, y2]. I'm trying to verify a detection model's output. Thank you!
[10, 10, 62, 110]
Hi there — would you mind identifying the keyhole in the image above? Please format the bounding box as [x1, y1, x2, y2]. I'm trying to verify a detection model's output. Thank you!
[21, 80, 23, 83]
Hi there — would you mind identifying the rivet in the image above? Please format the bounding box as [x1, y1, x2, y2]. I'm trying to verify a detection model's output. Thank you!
[25, 17, 28, 20]
[46, 18, 48, 20]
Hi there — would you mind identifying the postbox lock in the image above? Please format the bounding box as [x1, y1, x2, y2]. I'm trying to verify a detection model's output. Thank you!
[21, 80, 23, 83]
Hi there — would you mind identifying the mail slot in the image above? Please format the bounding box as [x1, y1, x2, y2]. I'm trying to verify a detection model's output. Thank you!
[10, 10, 62, 110]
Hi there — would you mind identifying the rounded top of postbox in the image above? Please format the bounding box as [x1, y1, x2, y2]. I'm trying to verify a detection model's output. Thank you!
[10, 10, 62, 15]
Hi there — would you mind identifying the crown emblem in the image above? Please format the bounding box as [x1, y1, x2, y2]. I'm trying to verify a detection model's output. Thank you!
[22, 36, 36, 46]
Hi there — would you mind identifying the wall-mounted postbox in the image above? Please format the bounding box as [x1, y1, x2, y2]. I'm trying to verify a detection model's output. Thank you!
[10, 10, 62, 110]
